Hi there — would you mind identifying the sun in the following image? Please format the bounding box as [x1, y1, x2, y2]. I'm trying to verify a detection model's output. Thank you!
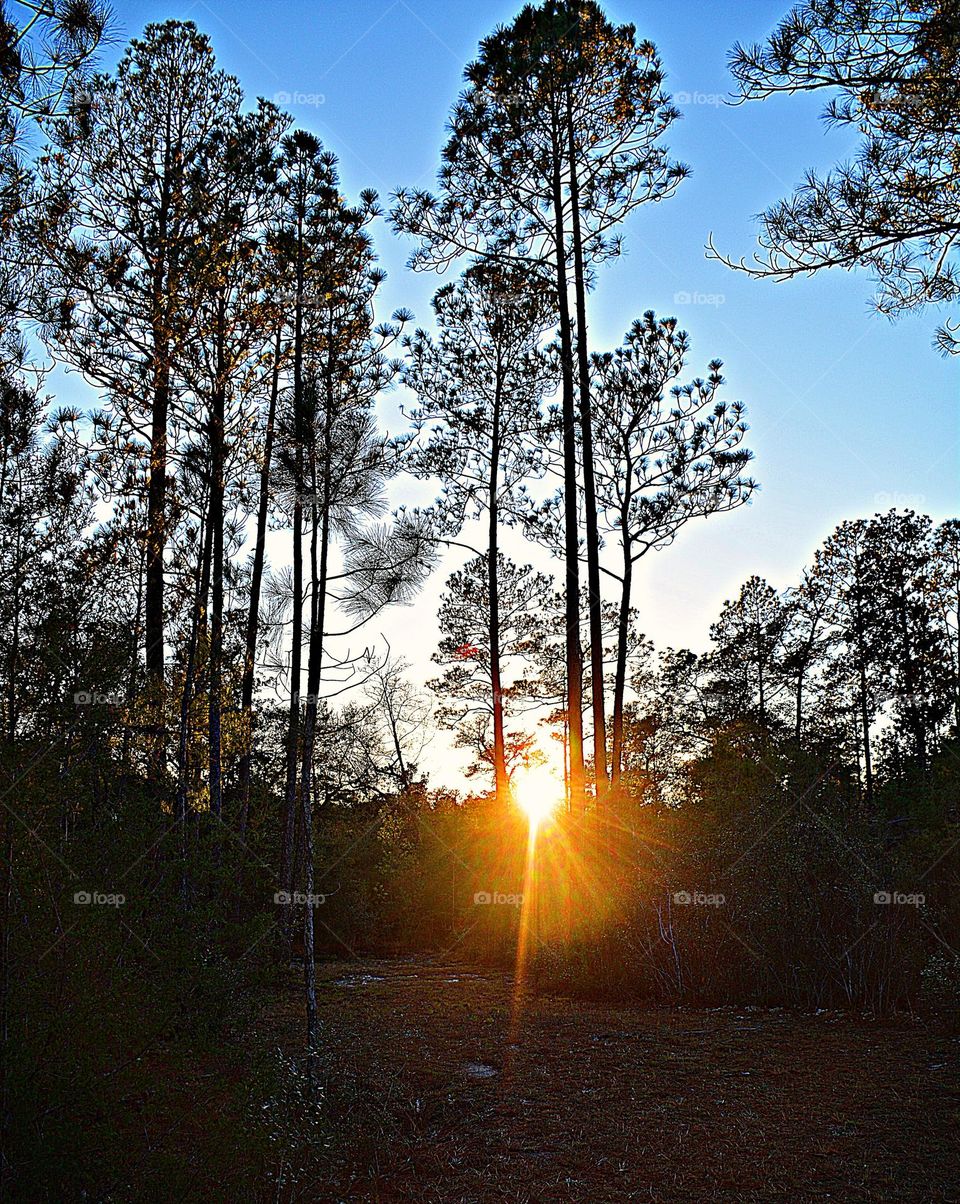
[513, 761, 563, 828]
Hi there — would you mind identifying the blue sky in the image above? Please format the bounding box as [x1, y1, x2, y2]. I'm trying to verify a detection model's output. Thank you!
[82, 0, 957, 778]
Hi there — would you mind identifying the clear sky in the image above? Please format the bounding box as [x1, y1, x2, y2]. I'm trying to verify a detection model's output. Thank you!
[78, 0, 958, 782]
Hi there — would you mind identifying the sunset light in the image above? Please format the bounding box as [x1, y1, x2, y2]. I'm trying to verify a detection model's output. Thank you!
[13, 0, 957, 1198]
[513, 763, 563, 828]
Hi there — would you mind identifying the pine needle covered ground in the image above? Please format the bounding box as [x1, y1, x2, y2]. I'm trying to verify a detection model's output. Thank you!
[260, 958, 960, 1202]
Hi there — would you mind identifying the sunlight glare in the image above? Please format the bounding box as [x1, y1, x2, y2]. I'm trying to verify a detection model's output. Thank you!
[513, 762, 563, 828]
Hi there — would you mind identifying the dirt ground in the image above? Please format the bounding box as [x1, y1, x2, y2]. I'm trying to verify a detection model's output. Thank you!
[263, 957, 960, 1203]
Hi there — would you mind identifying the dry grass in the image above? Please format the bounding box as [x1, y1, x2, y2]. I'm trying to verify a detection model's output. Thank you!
[264, 957, 960, 1202]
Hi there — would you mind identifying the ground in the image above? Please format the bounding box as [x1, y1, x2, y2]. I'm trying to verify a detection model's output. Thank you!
[262, 957, 960, 1203]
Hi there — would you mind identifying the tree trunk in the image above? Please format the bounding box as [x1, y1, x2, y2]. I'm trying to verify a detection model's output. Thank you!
[550, 113, 585, 814]
[297, 482, 330, 1087]
[176, 498, 212, 846]
[566, 92, 607, 804]
[281, 235, 307, 903]
[488, 375, 508, 803]
[145, 129, 175, 778]
[611, 548, 633, 790]
[207, 311, 227, 822]
[238, 326, 282, 837]
[855, 625, 873, 809]
[892, 565, 927, 767]
[281, 489, 304, 902]
[145, 352, 170, 776]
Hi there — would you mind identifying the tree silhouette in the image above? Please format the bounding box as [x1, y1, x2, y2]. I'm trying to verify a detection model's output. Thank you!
[590, 313, 755, 785]
[36, 20, 244, 767]
[393, 0, 686, 809]
[717, 0, 960, 352]
[431, 553, 553, 788]
[402, 261, 554, 801]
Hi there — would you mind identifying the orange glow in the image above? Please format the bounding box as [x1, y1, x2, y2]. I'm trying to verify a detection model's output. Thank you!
[512, 762, 563, 829]
[504, 762, 563, 1081]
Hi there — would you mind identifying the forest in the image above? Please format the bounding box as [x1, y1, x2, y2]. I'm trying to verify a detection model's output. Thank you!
[0, 1, 958, 1200]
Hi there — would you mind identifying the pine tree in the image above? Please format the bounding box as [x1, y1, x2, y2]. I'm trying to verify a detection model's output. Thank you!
[719, 0, 960, 352]
[590, 313, 755, 785]
[402, 261, 554, 801]
[393, 0, 686, 808]
[36, 21, 246, 770]
[430, 553, 554, 788]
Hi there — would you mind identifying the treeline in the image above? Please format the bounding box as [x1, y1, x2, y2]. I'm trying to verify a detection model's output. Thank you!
[628, 509, 960, 804]
[0, 7, 741, 1189]
[430, 509, 960, 805]
[350, 508, 960, 1017]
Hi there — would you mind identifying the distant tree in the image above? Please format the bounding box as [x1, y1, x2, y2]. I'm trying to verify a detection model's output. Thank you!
[717, 0, 960, 352]
[866, 509, 950, 768]
[402, 261, 555, 801]
[778, 570, 832, 745]
[708, 576, 787, 736]
[508, 582, 642, 801]
[810, 519, 886, 807]
[430, 553, 553, 789]
[625, 646, 713, 804]
[590, 313, 755, 785]
[309, 698, 392, 808]
[931, 518, 960, 732]
[363, 653, 432, 793]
